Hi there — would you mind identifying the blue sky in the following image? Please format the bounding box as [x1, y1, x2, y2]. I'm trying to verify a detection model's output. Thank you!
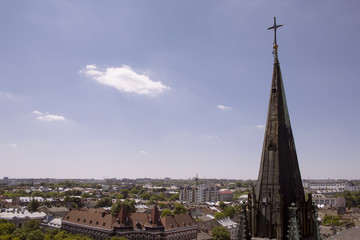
[1, 1, 359, 179]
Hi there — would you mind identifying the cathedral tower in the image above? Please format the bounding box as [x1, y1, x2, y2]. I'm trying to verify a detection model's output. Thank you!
[244, 18, 320, 240]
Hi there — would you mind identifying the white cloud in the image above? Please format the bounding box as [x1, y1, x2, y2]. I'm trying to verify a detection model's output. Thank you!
[140, 150, 148, 154]
[32, 110, 42, 115]
[32, 110, 66, 122]
[256, 125, 265, 129]
[204, 135, 219, 139]
[217, 105, 231, 110]
[9, 144, 19, 148]
[82, 64, 170, 96]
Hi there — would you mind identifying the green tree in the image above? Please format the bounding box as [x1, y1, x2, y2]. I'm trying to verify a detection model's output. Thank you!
[28, 199, 40, 212]
[158, 203, 166, 209]
[13, 189, 29, 197]
[224, 206, 236, 218]
[115, 194, 124, 199]
[30, 191, 44, 197]
[111, 200, 136, 216]
[161, 209, 172, 217]
[95, 197, 112, 208]
[64, 196, 83, 208]
[129, 188, 139, 195]
[212, 226, 231, 240]
[140, 193, 151, 200]
[219, 201, 226, 210]
[168, 193, 179, 201]
[120, 189, 129, 199]
[80, 192, 92, 199]
[322, 215, 342, 226]
[26, 229, 44, 240]
[214, 212, 227, 220]
[0, 219, 15, 235]
[173, 203, 187, 215]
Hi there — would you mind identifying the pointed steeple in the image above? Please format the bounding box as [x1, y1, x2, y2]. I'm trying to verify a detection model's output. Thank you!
[252, 17, 307, 239]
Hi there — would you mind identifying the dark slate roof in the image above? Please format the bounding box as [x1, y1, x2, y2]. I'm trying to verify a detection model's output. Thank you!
[255, 51, 305, 209]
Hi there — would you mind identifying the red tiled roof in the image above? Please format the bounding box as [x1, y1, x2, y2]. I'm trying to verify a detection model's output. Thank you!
[63, 209, 197, 232]
[219, 191, 233, 194]
[62, 209, 114, 230]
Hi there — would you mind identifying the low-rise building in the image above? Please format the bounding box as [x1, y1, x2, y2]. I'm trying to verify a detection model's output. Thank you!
[0, 209, 46, 228]
[218, 191, 234, 202]
[303, 179, 359, 192]
[38, 206, 70, 218]
[61, 205, 198, 240]
[312, 194, 346, 208]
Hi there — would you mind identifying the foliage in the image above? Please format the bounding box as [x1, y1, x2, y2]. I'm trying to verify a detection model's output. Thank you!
[64, 190, 82, 196]
[322, 215, 342, 226]
[80, 192, 92, 199]
[149, 194, 166, 202]
[343, 190, 360, 208]
[28, 199, 40, 212]
[95, 197, 112, 208]
[224, 206, 236, 218]
[160, 209, 172, 217]
[30, 191, 44, 197]
[26, 229, 45, 240]
[64, 196, 83, 209]
[0, 221, 93, 240]
[140, 193, 151, 200]
[129, 188, 139, 195]
[111, 199, 136, 216]
[173, 203, 187, 215]
[119, 189, 129, 198]
[168, 193, 179, 201]
[153, 188, 167, 193]
[0, 219, 15, 235]
[214, 212, 227, 220]
[212, 226, 231, 240]
[219, 201, 226, 210]
[158, 203, 166, 209]
[214, 206, 237, 219]
[114, 194, 124, 199]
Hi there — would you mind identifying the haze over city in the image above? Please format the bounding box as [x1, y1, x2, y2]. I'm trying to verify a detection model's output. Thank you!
[1, 1, 359, 179]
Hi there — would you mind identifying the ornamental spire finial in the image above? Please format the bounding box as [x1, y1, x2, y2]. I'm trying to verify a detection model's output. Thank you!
[267, 17, 283, 54]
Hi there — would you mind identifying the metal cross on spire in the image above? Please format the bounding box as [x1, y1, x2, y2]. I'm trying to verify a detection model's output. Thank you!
[267, 17, 283, 49]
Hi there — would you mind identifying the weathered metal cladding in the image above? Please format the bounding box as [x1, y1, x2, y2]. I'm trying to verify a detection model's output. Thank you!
[253, 54, 307, 239]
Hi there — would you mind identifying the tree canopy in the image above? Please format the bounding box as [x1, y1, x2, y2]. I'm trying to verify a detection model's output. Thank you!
[212, 226, 231, 240]
[173, 203, 188, 215]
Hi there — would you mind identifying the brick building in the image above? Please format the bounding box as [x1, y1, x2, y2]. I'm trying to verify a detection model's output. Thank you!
[62, 204, 198, 240]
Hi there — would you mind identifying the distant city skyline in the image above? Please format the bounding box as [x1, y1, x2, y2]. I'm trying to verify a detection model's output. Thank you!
[1, 1, 360, 179]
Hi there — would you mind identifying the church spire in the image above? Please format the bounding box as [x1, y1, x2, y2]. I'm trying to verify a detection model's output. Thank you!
[249, 17, 315, 239]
